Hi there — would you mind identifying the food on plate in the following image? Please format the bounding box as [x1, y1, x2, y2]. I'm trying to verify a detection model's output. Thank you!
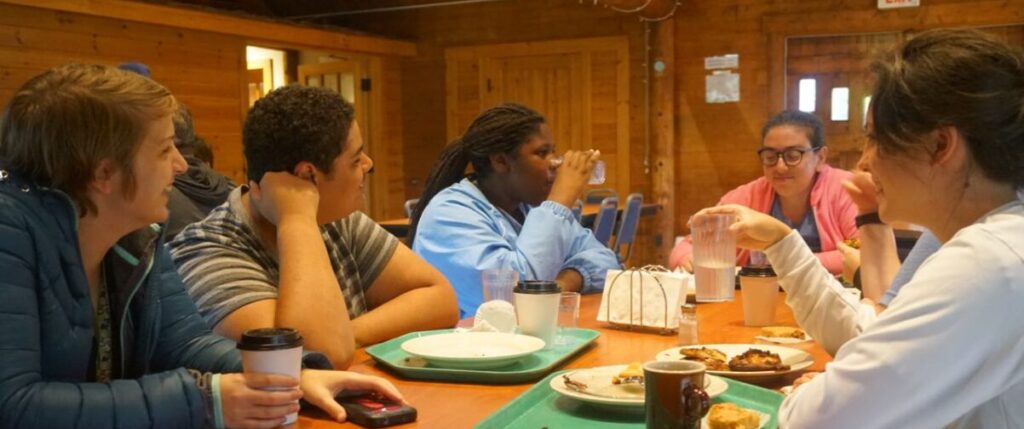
[842, 238, 861, 249]
[707, 403, 760, 429]
[612, 362, 644, 385]
[760, 326, 806, 340]
[680, 347, 729, 371]
[562, 374, 588, 392]
[727, 348, 790, 372]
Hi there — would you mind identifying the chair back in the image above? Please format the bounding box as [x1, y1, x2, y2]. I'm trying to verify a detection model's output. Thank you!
[404, 198, 420, 218]
[591, 196, 619, 246]
[612, 193, 643, 262]
[584, 188, 618, 204]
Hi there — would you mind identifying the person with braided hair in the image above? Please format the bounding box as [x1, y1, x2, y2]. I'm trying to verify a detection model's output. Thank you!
[411, 103, 621, 317]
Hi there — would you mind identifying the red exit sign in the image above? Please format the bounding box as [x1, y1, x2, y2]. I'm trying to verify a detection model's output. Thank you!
[878, 0, 920, 9]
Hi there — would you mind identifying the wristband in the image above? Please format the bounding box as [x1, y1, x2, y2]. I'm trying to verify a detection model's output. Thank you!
[855, 212, 883, 228]
[211, 374, 225, 429]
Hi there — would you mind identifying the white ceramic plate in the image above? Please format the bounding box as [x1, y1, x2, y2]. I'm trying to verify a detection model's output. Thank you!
[701, 405, 770, 429]
[549, 364, 728, 409]
[754, 335, 814, 346]
[656, 344, 814, 380]
[400, 332, 545, 370]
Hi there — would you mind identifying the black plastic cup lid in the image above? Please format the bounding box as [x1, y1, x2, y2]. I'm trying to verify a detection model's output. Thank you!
[513, 280, 562, 294]
[739, 265, 776, 277]
[237, 328, 303, 351]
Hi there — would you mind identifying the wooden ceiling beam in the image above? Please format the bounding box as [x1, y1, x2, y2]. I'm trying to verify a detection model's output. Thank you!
[0, 0, 416, 56]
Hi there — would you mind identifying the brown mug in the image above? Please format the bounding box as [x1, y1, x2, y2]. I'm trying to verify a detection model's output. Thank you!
[643, 360, 711, 429]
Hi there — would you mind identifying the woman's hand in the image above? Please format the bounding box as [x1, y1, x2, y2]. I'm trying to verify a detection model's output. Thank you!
[548, 150, 601, 208]
[219, 372, 302, 429]
[791, 371, 820, 391]
[690, 205, 791, 250]
[841, 171, 879, 215]
[299, 369, 406, 422]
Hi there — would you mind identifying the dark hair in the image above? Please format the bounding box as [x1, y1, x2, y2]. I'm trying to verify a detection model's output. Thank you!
[0, 63, 176, 216]
[172, 104, 197, 154]
[192, 137, 215, 168]
[409, 103, 545, 242]
[761, 110, 826, 149]
[870, 28, 1024, 187]
[243, 84, 355, 183]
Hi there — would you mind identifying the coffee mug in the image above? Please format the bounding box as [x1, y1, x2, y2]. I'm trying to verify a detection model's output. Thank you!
[643, 360, 711, 429]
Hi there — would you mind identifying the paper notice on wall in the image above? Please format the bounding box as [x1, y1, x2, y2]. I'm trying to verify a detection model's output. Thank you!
[704, 54, 739, 70]
[706, 70, 739, 103]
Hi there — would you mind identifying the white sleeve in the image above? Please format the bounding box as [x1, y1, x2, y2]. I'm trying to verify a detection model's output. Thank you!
[778, 229, 1024, 428]
[764, 231, 877, 355]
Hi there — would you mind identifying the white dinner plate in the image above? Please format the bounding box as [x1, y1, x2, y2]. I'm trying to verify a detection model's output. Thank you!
[656, 344, 814, 381]
[400, 332, 545, 370]
[549, 364, 728, 409]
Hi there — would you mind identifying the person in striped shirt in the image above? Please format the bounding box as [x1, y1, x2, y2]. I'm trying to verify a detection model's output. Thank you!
[169, 85, 458, 369]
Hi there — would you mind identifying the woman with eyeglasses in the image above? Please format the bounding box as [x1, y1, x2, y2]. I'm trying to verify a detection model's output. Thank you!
[669, 110, 858, 274]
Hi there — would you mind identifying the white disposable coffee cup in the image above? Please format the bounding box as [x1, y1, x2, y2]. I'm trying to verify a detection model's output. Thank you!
[237, 328, 304, 425]
[739, 265, 779, 327]
[513, 281, 561, 347]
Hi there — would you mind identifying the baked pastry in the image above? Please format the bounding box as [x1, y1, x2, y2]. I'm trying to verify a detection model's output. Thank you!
[612, 362, 644, 384]
[707, 403, 760, 429]
[728, 348, 790, 372]
[760, 326, 806, 340]
[680, 347, 729, 371]
[842, 238, 861, 249]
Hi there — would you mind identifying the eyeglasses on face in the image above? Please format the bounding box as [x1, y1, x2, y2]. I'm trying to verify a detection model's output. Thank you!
[757, 146, 821, 167]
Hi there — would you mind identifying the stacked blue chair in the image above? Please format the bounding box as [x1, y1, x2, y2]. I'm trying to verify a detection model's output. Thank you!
[591, 197, 619, 247]
[612, 193, 643, 263]
[404, 198, 420, 218]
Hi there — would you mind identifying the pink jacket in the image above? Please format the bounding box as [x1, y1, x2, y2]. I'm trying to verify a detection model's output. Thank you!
[669, 165, 858, 274]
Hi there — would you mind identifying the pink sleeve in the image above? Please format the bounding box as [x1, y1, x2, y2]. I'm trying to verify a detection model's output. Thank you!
[668, 235, 694, 269]
[815, 249, 844, 275]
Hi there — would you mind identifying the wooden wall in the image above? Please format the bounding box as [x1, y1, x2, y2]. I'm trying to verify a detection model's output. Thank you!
[329, 0, 664, 263]
[0, 2, 249, 180]
[0, 1, 414, 219]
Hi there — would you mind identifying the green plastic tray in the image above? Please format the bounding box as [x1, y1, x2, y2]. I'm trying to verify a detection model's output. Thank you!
[366, 328, 600, 384]
[476, 370, 785, 429]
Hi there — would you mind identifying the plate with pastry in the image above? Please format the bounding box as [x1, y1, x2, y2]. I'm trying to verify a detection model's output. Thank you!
[656, 344, 813, 380]
[754, 326, 814, 349]
[400, 332, 545, 370]
[702, 402, 771, 429]
[550, 363, 728, 409]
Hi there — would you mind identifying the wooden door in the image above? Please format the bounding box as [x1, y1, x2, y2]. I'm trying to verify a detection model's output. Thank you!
[785, 33, 899, 170]
[446, 37, 630, 196]
[297, 60, 377, 216]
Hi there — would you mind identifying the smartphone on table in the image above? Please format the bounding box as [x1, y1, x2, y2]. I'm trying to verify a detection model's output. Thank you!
[336, 392, 417, 428]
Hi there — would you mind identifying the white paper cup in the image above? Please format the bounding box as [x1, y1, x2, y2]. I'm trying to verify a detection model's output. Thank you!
[513, 281, 561, 347]
[739, 266, 779, 327]
[237, 328, 304, 425]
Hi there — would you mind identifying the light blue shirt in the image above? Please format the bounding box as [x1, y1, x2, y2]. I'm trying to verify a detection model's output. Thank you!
[770, 196, 822, 252]
[413, 178, 621, 317]
[881, 230, 942, 306]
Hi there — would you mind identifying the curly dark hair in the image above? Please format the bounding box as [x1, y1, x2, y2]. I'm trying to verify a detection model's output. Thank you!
[243, 84, 355, 183]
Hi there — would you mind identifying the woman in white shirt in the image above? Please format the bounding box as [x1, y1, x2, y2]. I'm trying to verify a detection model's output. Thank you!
[693, 28, 1024, 428]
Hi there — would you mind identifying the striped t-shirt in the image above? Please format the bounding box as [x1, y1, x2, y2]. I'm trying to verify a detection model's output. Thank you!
[168, 187, 398, 328]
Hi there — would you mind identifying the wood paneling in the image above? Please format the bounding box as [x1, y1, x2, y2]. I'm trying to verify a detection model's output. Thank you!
[0, 2, 249, 180]
[0, 1, 413, 218]
[3, 0, 416, 56]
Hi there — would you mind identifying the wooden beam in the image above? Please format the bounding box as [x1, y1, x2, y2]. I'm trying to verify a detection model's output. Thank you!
[651, 18, 674, 264]
[0, 0, 417, 56]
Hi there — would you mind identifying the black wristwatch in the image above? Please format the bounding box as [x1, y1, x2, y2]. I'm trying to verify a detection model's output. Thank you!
[855, 212, 883, 228]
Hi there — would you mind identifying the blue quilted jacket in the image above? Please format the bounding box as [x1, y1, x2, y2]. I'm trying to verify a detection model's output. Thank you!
[0, 169, 243, 428]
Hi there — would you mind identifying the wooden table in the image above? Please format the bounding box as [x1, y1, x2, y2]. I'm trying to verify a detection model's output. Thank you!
[297, 292, 831, 428]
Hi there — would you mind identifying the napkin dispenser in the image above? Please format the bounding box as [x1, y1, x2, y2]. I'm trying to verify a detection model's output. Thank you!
[597, 266, 691, 333]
